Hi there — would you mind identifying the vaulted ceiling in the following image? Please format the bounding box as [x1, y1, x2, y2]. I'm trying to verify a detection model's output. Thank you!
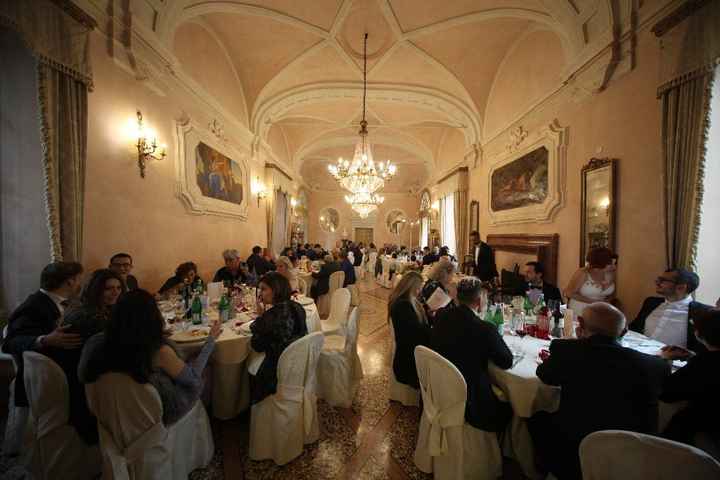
[151, 0, 647, 193]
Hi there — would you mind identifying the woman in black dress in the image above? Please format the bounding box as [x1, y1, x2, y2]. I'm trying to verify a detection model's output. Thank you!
[388, 271, 431, 389]
[250, 272, 308, 403]
[64, 268, 126, 337]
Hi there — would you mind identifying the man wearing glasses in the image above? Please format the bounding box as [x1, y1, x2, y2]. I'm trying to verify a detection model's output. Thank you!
[630, 269, 711, 353]
[109, 253, 139, 291]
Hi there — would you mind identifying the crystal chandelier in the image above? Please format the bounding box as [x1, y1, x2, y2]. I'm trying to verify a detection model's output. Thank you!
[345, 191, 384, 218]
[328, 33, 396, 196]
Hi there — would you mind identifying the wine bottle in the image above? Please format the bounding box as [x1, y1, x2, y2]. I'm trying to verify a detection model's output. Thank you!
[191, 293, 203, 325]
[218, 292, 230, 323]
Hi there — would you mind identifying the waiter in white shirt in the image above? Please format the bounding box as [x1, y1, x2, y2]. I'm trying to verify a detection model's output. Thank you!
[630, 268, 712, 353]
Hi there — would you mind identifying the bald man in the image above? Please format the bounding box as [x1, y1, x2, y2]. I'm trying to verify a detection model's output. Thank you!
[528, 302, 670, 480]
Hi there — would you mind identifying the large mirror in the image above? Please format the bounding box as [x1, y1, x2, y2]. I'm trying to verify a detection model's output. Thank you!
[386, 209, 408, 235]
[319, 207, 340, 233]
[580, 158, 617, 266]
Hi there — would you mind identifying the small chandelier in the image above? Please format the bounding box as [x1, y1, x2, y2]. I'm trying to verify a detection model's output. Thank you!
[328, 33, 396, 195]
[345, 191, 384, 218]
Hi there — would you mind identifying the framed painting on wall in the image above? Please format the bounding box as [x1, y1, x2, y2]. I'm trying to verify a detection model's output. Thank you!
[175, 118, 250, 220]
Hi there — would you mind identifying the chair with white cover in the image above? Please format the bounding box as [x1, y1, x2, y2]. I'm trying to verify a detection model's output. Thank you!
[348, 283, 361, 308]
[321, 288, 351, 336]
[317, 270, 345, 319]
[2, 353, 31, 456]
[392, 273, 404, 290]
[22, 351, 101, 480]
[367, 252, 378, 274]
[249, 332, 325, 465]
[413, 346, 502, 480]
[355, 265, 365, 281]
[579, 430, 720, 480]
[378, 257, 393, 288]
[86, 371, 214, 479]
[388, 321, 420, 406]
[317, 307, 363, 407]
[297, 276, 309, 296]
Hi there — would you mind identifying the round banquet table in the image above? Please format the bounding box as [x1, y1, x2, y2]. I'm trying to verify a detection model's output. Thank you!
[172, 300, 321, 420]
[488, 329, 685, 479]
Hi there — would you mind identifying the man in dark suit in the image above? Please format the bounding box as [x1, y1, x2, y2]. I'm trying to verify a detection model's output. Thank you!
[339, 250, 356, 287]
[310, 254, 340, 300]
[432, 277, 514, 433]
[469, 231, 498, 283]
[2, 262, 99, 444]
[529, 302, 670, 479]
[422, 246, 439, 266]
[630, 268, 711, 353]
[109, 252, 139, 290]
[524, 261, 562, 302]
[246, 245, 275, 277]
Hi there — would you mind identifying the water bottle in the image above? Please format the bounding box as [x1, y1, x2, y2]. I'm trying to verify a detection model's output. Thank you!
[218, 292, 230, 323]
[191, 293, 203, 325]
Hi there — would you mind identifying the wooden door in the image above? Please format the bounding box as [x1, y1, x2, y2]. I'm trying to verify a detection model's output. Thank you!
[355, 228, 373, 245]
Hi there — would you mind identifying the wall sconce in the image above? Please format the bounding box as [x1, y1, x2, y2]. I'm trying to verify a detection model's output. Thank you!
[135, 110, 166, 178]
[251, 176, 268, 206]
[431, 200, 440, 211]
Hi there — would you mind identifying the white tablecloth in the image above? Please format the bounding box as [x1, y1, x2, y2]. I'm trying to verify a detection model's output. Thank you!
[172, 302, 321, 419]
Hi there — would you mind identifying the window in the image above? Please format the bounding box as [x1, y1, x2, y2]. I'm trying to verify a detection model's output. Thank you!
[695, 68, 719, 305]
[420, 216, 429, 248]
[440, 193, 456, 256]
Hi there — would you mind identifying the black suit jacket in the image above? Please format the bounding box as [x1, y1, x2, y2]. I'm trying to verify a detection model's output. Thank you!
[432, 304, 513, 432]
[472, 242, 498, 282]
[390, 299, 431, 388]
[311, 261, 340, 297]
[422, 253, 439, 266]
[526, 282, 563, 303]
[630, 296, 711, 353]
[537, 336, 670, 444]
[246, 253, 275, 276]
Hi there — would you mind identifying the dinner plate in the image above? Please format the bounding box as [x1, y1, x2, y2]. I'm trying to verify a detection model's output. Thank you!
[293, 296, 314, 306]
[173, 327, 209, 343]
[237, 320, 254, 334]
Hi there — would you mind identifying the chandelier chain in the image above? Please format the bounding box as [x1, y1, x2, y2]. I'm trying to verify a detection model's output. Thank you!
[362, 32, 368, 125]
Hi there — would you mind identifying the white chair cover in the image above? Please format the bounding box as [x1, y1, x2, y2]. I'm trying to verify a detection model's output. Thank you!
[317, 307, 363, 407]
[388, 321, 420, 406]
[355, 265, 365, 281]
[378, 257, 393, 288]
[392, 273, 404, 289]
[317, 270, 345, 319]
[297, 277, 309, 296]
[22, 351, 101, 480]
[249, 332, 325, 465]
[367, 252, 378, 274]
[413, 346, 502, 480]
[2, 354, 31, 456]
[348, 283, 361, 307]
[321, 287, 351, 336]
[580, 430, 720, 480]
[86, 371, 214, 479]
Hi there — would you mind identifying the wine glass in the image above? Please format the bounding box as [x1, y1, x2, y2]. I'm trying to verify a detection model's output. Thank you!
[513, 313, 527, 339]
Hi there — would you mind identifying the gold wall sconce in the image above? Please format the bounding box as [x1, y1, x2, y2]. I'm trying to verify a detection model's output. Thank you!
[251, 176, 268, 206]
[135, 110, 166, 178]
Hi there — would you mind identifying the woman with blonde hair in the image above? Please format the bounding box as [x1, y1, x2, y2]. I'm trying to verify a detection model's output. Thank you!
[419, 257, 456, 317]
[388, 271, 431, 389]
[275, 255, 299, 292]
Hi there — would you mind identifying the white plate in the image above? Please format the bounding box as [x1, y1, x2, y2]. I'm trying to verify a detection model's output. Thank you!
[237, 320, 254, 334]
[173, 327, 209, 343]
[294, 296, 314, 306]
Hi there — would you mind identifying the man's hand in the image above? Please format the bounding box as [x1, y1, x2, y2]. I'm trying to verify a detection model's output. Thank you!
[42, 325, 83, 349]
[660, 345, 694, 361]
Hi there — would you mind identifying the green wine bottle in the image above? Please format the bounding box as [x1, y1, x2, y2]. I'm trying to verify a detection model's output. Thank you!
[218, 293, 230, 323]
[191, 294, 203, 325]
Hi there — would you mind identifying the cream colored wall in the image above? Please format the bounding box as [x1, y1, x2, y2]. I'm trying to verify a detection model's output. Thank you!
[473, 26, 665, 318]
[82, 31, 267, 291]
[306, 191, 421, 249]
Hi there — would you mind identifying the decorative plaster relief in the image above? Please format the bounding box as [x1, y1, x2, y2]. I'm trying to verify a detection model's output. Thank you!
[175, 117, 251, 220]
[505, 125, 528, 152]
[487, 121, 567, 226]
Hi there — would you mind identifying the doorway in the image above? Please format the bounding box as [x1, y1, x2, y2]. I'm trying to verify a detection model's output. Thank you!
[355, 228, 373, 245]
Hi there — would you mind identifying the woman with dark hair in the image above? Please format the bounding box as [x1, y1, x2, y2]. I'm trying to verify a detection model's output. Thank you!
[249, 272, 308, 403]
[79, 289, 220, 425]
[159, 261, 204, 295]
[563, 247, 616, 313]
[64, 268, 126, 338]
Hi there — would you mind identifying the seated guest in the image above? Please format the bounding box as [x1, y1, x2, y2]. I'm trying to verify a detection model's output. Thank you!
[388, 272, 431, 389]
[439, 246, 456, 263]
[213, 249, 248, 287]
[305, 244, 317, 261]
[250, 273, 308, 403]
[564, 247, 615, 314]
[660, 308, 720, 445]
[432, 277, 513, 432]
[276, 255, 299, 292]
[247, 246, 276, 277]
[524, 261, 562, 302]
[310, 254, 340, 300]
[64, 269, 125, 338]
[339, 250, 356, 287]
[2, 262, 96, 443]
[159, 261, 203, 295]
[420, 258, 456, 319]
[79, 290, 219, 426]
[529, 302, 670, 480]
[109, 252, 139, 290]
[422, 246, 440, 266]
[630, 269, 711, 352]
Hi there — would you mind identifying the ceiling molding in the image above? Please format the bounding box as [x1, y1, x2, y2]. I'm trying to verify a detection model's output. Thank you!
[377, 0, 404, 40]
[329, 0, 355, 38]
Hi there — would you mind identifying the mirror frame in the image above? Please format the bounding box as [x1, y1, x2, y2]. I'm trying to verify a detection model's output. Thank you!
[580, 157, 617, 266]
[319, 207, 340, 233]
[385, 208, 409, 236]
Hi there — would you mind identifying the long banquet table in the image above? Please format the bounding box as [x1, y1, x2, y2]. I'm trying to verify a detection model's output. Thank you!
[172, 300, 321, 419]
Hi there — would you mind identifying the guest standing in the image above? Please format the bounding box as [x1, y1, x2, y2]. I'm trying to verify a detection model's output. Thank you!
[79, 290, 219, 425]
[528, 302, 669, 480]
[310, 254, 340, 300]
[469, 231, 498, 283]
[108, 253, 139, 290]
[564, 247, 615, 313]
[339, 250, 356, 287]
[432, 277, 513, 432]
[388, 272, 431, 389]
[630, 269, 711, 352]
[250, 273, 308, 403]
[276, 255, 300, 292]
[213, 249, 248, 287]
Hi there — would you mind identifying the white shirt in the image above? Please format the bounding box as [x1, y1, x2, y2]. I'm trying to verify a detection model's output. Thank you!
[643, 295, 692, 347]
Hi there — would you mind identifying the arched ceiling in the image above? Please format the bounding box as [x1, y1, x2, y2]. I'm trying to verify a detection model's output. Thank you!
[154, 0, 621, 192]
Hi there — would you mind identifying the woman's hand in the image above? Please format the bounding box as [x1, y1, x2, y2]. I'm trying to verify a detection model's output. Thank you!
[660, 345, 694, 361]
[209, 320, 222, 339]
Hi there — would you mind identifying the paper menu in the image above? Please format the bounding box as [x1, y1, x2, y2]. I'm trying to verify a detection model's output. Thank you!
[426, 287, 452, 311]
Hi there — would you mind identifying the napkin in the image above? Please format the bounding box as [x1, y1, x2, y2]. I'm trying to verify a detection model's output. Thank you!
[563, 308, 575, 338]
[207, 282, 223, 301]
